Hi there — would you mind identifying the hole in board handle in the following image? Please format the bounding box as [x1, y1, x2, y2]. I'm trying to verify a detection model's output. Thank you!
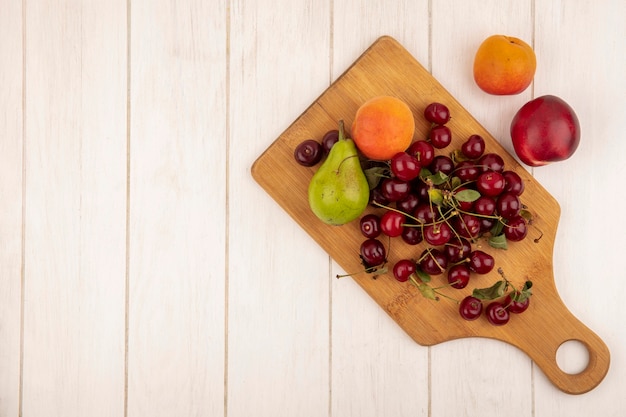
[556, 340, 590, 375]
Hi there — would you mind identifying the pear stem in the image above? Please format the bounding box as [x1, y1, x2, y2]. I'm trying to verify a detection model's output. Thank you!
[338, 120, 346, 141]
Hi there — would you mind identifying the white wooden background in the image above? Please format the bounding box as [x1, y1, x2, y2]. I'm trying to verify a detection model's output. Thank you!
[1, 0, 625, 416]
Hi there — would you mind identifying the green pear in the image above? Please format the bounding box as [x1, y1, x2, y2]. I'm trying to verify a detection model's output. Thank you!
[308, 121, 370, 225]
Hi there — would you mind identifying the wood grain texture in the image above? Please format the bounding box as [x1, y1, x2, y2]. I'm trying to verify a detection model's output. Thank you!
[252, 36, 609, 395]
[127, 1, 226, 416]
[228, 1, 332, 415]
[21, 1, 127, 416]
[0, 2, 23, 417]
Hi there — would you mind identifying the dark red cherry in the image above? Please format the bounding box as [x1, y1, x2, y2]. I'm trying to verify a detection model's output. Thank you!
[294, 139, 323, 166]
[396, 193, 420, 215]
[359, 238, 386, 268]
[486, 302, 510, 326]
[476, 171, 506, 197]
[380, 210, 405, 237]
[401, 225, 423, 245]
[381, 178, 411, 202]
[452, 213, 481, 240]
[478, 153, 505, 173]
[496, 192, 521, 219]
[459, 296, 483, 321]
[429, 125, 452, 149]
[504, 215, 528, 242]
[454, 161, 480, 182]
[503, 170, 525, 196]
[504, 293, 530, 314]
[407, 140, 435, 167]
[419, 248, 448, 275]
[359, 214, 381, 238]
[424, 102, 451, 125]
[393, 259, 417, 282]
[468, 250, 495, 274]
[430, 155, 454, 175]
[461, 134, 485, 159]
[423, 222, 452, 246]
[447, 264, 471, 289]
[390, 152, 421, 181]
[321, 130, 339, 153]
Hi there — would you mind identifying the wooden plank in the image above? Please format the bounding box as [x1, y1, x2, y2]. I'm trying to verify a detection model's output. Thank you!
[21, 1, 127, 416]
[532, 0, 626, 411]
[0, 2, 23, 416]
[127, 1, 226, 416]
[251, 35, 609, 394]
[330, 2, 430, 416]
[428, 1, 535, 414]
[227, 0, 332, 415]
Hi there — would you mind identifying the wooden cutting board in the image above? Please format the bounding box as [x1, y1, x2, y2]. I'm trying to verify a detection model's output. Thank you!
[251, 36, 609, 395]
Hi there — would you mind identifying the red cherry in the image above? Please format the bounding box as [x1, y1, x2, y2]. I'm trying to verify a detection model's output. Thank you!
[459, 296, 483, 321]
[454, 161, 480, 182]
[359, 238, 386, 268]
[407, 140, 435, 167]
[504, 215, 528, 242]
[429, 125, 452, 149]
[401, 226, 423, 245]
[396, 193, 420, 214]
[381, 178, 411, 202]
[476, 171, 506, 197]
[468, 250, 495, 274]
[390, 152, 421, 181]
[380, 211, 405, 237]
[359, 214, 381, 238]
[419, 248, 448, 275]
[486, 302, 510, 326]
[496, 192, 521, 219]
[452, 213, 481, 240]
[504, 293, 530, 314]
[443, 237, 471, 263]
[503, 170, 525, 196]
[423, 222, 452, 246]
[461, 134, 485, 159]
[477, 153, 505, 173]
[393, 259, 417, 282]
[447, 264, 471, 289]
[424, 102, 451, 125]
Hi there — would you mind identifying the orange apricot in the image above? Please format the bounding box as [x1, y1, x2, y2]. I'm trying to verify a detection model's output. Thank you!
[351, 96, 415, 161]
[473, 35, 536, 95]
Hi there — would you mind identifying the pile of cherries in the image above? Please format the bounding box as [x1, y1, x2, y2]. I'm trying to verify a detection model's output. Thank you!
[355, 102, 533, 326]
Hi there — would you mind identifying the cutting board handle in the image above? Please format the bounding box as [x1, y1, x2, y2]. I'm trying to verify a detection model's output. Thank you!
[512, 295, 610, 395]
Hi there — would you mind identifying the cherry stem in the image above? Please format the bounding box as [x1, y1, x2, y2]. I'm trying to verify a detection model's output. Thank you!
[336, 263, 386, 278]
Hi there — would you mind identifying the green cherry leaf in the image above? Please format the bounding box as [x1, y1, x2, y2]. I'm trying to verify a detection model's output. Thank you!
[490, 220, 504, 237]
[488, 233, 508, 250]
[427, 171, 449, 186]
[364, 166, 388, 190]
[522, 280, 533, 292]
[450, 149, 469, 164]
[472, 280, 507, 300]
[454, 189, 481, 203]
[428, 189, 444, 206]
[415, 268, 431, 283]
[511, 280, 533, 302]
[520, 209, 533, 223]
[450, 176, 462, 190]
[419, 167, 433, 178]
